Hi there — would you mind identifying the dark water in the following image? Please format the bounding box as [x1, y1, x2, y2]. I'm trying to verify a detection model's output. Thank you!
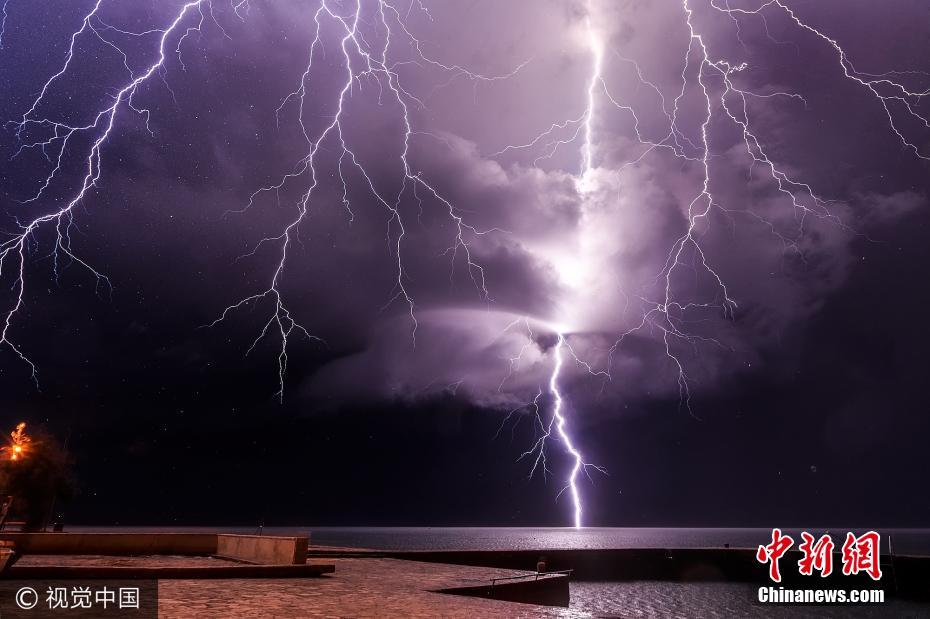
[300, 526, 930, 555]
[73, 526, 930, 555]
[568, 582, 929, 618]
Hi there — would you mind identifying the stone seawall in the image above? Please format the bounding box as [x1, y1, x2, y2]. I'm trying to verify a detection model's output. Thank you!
[0, 533, 217, 556]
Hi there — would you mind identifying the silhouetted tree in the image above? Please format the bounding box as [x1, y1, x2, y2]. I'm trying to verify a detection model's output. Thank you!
[0, 427, 75, 531]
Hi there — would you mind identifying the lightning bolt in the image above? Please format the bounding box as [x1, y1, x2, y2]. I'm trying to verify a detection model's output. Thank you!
[539, 14, 607, 529]
[1, 0, 214, 383]
[498, 15, 608, 528]
[549, 332, 600, 528]
[0, 0, 10, 49]
[498, 318, 605, 528]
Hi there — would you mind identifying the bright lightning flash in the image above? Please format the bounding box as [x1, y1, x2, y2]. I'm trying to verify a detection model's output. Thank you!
[549, 333, 588, 529]
[540, 17, 606, 529]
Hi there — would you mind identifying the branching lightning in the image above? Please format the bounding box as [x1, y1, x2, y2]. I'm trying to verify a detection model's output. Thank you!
[0, 0, 10, 50]
[539, 16, 607, 528]
[211, 0, 519, 400]
[1, 0, 213, 384]
[489, 18, 610, 528]
[544, 333, 605, 528]
[604, 0, 930, 414]
[492, 0, 930, 524]
[498, 317, 606, 528]
[2, 0, 518, 397]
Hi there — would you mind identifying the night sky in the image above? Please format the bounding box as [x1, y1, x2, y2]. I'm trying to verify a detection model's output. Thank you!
[1, 0, 929, 528]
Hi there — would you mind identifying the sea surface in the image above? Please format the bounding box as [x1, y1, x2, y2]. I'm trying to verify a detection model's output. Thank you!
[301, 526, 930, 556]
[75, 526, 930, 555]
[567, 582, 929, 618]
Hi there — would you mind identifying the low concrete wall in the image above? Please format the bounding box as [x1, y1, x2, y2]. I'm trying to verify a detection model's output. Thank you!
[0, 533, 217, 556]
[7, 563, 334, 579]
[216, 534, 308, 565]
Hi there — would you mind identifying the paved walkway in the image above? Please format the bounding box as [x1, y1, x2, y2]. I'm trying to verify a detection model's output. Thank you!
[19, 555, 577, 617]
[159, 558, 573, 618]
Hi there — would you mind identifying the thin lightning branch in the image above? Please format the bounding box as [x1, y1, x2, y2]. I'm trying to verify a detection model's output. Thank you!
[497, 317, 536, 393]
[711, 0, 930, 160]
[2, 0, 210, 383]
[0, 0, 10, 49]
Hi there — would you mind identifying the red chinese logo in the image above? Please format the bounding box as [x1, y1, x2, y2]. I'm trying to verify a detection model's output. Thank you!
[798, 532, 834, 577]
[756, 528, 794, 582]
[841, 531, 882, 581]
[757, 529, 883, 582]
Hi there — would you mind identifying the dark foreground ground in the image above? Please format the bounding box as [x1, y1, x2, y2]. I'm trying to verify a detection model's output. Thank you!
[16, 554, 930, 618]
[18, 554, 542, 617]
